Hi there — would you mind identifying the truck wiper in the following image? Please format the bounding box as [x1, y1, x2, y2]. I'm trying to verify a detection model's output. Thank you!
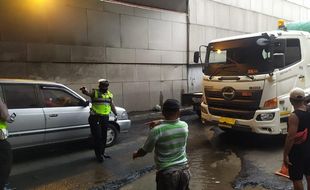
[226, 58, 255, 80]
[227, 57, 239, 65]
[209, 64, 236, 79]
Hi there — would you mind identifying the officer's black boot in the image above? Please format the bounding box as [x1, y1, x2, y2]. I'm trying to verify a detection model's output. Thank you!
[103, 154, 111, 159]
[95, 150, 103, 163]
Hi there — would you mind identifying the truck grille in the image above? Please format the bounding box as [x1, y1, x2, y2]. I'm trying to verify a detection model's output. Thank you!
[205, 89, 262, 120]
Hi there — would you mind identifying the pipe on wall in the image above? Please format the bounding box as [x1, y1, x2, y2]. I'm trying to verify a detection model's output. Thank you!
[186, 0, 190, 93]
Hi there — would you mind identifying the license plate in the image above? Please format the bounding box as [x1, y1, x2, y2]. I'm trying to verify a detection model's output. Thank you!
[219, 117, 236, 125]
[218, 123, 232, 128]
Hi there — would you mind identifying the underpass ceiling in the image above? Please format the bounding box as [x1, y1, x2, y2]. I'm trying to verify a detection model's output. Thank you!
[113, 0, 187, 13]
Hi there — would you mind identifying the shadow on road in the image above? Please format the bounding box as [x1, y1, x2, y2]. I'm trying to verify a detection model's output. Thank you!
[208, 127, 286, 151]
[12, 139, 91, 163]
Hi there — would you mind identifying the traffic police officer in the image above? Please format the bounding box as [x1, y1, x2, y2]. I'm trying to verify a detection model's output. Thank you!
[80, 79, 117, 162]
[0, 98, 14, 189]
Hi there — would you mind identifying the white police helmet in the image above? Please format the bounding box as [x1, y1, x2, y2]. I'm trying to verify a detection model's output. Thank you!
[98, 79, 109, 86]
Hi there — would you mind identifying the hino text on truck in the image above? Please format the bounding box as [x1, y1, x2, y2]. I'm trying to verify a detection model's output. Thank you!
[192, 20, 310, 135]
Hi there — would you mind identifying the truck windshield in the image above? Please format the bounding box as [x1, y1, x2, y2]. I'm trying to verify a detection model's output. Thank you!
[205, 36, 274, 76]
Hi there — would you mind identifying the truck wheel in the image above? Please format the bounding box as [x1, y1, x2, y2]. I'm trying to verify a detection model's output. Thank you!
[105, 123, 119, 147]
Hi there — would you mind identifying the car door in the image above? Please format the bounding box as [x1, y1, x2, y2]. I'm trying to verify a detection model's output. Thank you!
[1, 83, 45, 149]
[40, 85, 90, 143]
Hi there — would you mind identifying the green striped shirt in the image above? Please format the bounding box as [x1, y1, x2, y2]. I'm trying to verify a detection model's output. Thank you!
[142, 119, 189, 170]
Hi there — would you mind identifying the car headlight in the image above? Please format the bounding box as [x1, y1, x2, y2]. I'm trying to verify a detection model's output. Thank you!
[256, 113, 275, 121]
[118, 111, 128, 120]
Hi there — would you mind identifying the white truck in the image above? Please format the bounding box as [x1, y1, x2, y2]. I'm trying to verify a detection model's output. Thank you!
[193, 21, 310, 135]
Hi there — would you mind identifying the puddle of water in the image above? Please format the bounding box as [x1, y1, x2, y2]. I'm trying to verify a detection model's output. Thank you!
[120, 149, 241, 190]
[107, 118, 268, 190]
[120, 121, 242, 190]
[189, 148, 241, 190]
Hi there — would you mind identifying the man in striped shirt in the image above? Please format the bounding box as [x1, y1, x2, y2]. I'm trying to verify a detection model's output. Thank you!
[133, 99, 190, 190]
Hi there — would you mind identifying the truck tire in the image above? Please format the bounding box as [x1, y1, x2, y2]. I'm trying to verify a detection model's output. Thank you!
[105, 123, 119, 147]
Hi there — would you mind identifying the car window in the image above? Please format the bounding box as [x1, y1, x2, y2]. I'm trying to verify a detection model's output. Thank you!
[0, 85, 3, 100]
[3, 84, 39, 109]
[42, 88, 81, 107]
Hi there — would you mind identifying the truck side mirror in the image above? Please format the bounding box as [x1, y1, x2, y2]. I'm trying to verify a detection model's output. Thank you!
[194, 51, 200, 63]
[273, 53, 285, 68]
[273, 39, 286, 53]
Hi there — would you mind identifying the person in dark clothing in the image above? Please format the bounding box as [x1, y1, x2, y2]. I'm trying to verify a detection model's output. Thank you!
[0, 140, 12, 190]
[80, 79, 117, 163]
[0, 98, 14, 190]
[283, 88, 310, 190]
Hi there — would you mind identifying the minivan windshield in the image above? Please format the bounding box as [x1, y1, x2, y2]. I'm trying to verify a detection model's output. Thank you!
[205, 36, 274, 76]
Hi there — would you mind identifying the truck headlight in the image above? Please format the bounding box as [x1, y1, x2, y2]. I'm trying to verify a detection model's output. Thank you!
[118, 111, 128, 120]
[256, 113, 275, 121]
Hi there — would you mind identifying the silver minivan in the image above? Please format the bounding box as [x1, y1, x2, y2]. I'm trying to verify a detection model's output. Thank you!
[0, 79, 131, 149]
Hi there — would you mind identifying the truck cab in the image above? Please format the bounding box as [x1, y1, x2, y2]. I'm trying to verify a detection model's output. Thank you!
[195, 26, 310, 134]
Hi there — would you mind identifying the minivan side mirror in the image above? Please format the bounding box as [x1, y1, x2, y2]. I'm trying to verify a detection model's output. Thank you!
[81, 100, 89, 107]
[273, 53, 285, 68]
[194, 51, 200, 63]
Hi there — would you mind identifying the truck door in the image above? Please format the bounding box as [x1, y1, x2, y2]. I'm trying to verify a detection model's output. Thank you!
[2, 84, 45, 149]
[276, 39, 304, 95]
[40, 85, 90, 143]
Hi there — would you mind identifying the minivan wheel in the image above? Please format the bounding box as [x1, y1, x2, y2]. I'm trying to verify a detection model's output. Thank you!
[106, 123, 119, 147]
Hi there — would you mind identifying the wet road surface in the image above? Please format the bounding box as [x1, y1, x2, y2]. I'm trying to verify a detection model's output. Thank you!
[10, 112, 294, 189]
[120, 115, 293, 190]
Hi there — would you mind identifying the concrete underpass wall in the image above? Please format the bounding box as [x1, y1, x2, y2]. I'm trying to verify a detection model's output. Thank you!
[3, 0, 310, 111]
[0, 0, 187, 111]
[188, 0, 310, 92]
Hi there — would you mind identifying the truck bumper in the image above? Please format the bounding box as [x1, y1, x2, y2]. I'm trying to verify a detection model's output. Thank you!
[200, 103, 288, 135]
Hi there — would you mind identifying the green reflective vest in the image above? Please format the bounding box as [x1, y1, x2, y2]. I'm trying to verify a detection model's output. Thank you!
[91, 90, 113, 115]
[0, 120, 7, 129]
